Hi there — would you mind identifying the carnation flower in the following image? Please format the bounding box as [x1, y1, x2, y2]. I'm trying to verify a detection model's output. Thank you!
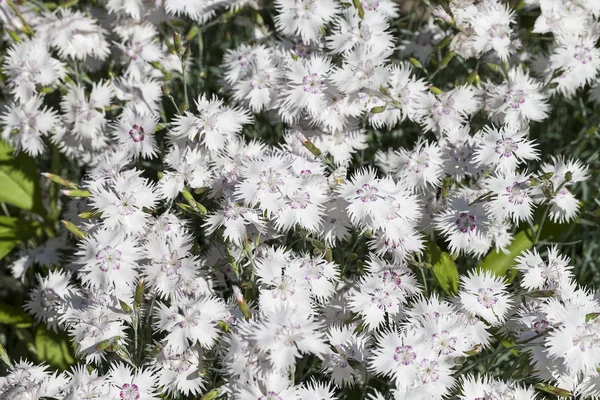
[417, 85, 480, 133]
[3, 39, 65, 101]
[89, 169, 158, 235]
[108, 363, 159, 400]
[1, 96, 58, 156]
[473, 125, 539, 173]
[170, 95, 251, 152]
[550, 35, 600, 97]
[459, 270, 513, 326]
[274, 0, 339, 43]
[36, 9, 110, 60]
[155, 296, 229, 352]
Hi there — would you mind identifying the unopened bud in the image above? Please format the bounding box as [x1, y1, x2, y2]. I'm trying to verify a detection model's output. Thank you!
[565, 171, 573, 182]
[173, 32, 182, 55]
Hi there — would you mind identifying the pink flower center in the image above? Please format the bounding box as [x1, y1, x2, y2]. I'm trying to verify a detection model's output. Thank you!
[96, 246, 122, 272]
[394, 345, 416, 365]
[455, 212, 477, 233]
[356, 183, 378, 202]
[477, 288, 498, 309]
[119, 383, 140, 400]
[129, 124, 145, 142]
[495, 138, 519, 157]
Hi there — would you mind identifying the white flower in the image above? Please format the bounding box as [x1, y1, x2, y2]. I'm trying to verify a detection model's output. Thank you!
[459, 270, 512, 326]
[417, 85, 480, 133]
[469, 0, 516, 61]
[331, 46, 390, 94]
[164, 0, 230, 23]
[237, 372, 298, 400]
[65, 365, 111, 400]
[235, 154, 294, 216]
[323, 325, 368, 387]
[158, 146, 213, 200]
[435, 196, 493, 258]
[297, 380, 338, 399]
[388, 140, 444, 191]
[154, 347, 205, 396]
[113, 77, 162, 114]
[36, 9, 110, 60]
[76, 227, 141, 294]
[252, 305, 329, 371]
[273, 177, 328, 233]
[170, 95, 251, 152]
[24, 270, 74, 332]
[108, 363, 159, 400]
[550, 35, 600, 97]
[486, 172, 535, 222]
[484, 67, 550, 126]
[535, 156, 589, 223]
[327, 9, 393, 55]
[0, 361, 69, 400]
[369, 63, 428, 129]
[281, 55, 334, 121]
[515, 247, 573, 292]
[473, 125, 539, 173]
[141, 231, 198, 299]
[3, 39, 65, 101]
[61, 82, 113, 147]
[116, 23, 163, 81]
[113, 107, 158, 159]
[89, 169, 158, 235]
[1, 96, 58, 156]
[544, 295, 600, 375]
[460, 375, 537, 400]
[369, 329, 455, 397]
[69, 305, 129, 363]
[155, 296, 229, 352]
[440, 125, 481, 180]
[349, 256, 420, 330]
[274, 0, 339, 43]
[205, 201, 266, 246]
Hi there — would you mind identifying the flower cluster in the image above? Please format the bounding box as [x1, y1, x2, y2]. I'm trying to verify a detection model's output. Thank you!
[0, 0, 599, 399]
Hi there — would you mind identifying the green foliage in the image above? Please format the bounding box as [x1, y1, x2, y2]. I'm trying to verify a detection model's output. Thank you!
[0, 140, 44, 214]
[478, 230, 533, 281]
[34, 325, 76, 370]
[0, 303, 33, 328]
[428, 242, 459, 295]
[0, 216, 39, 260]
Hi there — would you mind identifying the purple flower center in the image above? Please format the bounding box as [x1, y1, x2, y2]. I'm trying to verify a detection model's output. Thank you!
[455, 212, 477, 233]
[129, 124, 145, 142]
[302, 73, 324, 94]
[495, 137, 519, 157]
[356, 183, 378, 202]
[477, 288, 498, 309]
[96, 246, 122, 272]
[394, 345, 416, 365]
[119, 383, 140, 400]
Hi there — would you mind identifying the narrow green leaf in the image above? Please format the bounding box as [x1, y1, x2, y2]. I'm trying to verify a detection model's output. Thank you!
[535, 383, 573, 397]
[478, 230, 532, 281]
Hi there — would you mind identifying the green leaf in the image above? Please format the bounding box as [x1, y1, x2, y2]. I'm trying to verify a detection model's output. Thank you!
[0, 304, 34, 328]
[0, 140, 43, 213]
[478, 229, 532, 281]
[35, 325, 76, 370]
[431, 250, 459, 295]
[0, 216, 38, 260]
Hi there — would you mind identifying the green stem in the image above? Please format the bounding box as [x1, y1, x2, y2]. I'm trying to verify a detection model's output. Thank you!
[533, 205, 551, 245]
